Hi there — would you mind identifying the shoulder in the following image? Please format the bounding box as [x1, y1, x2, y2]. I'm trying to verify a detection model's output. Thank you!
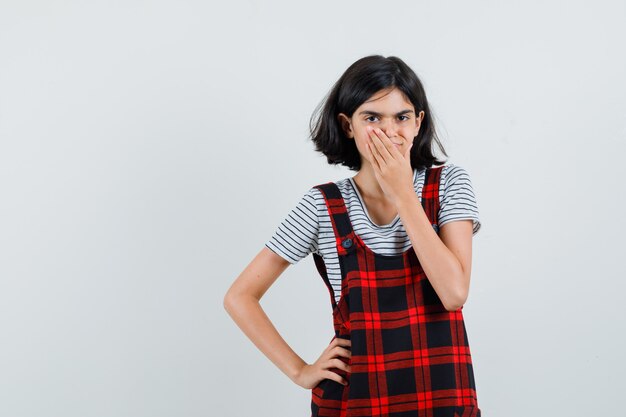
[437, 163, 482, 235]
[439, 163, 476, 188]
[286, 186, 324, 215]
[413, 164, 467, 192]
[263, 186, 325, 265]
[309, 178, 353, 196]
[308, 177, 359, 208]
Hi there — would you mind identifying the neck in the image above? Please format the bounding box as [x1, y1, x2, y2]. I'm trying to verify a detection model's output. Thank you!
[352, 162, 387, 200]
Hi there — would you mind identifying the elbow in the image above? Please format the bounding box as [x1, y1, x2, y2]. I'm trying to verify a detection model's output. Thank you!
[444, 288, 469, 312]
[444, 268, 471, 311]
[223, 291, 232, 313]
[223, 287, 258, 315]
[444, 300, 463, 312]
[223, 289, 239, 314]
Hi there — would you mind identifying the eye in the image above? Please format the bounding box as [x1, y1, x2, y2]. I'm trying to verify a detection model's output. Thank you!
[366, 116, 378, 122]
[398, 115, 410, 121]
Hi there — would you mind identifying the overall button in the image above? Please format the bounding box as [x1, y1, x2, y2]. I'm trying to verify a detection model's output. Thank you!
[341, 238, 353, 248]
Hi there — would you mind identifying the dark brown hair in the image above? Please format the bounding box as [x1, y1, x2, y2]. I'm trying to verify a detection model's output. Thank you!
[309, 55, 448, 171]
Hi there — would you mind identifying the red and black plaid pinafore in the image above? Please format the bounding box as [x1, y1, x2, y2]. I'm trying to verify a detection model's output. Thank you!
[310, 166, 481, 417]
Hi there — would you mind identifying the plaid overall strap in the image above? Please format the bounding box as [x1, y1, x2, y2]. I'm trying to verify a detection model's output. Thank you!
[311, 181, 357, 313]
[313, 181, 358, 257]
[422, 165, 444, 232]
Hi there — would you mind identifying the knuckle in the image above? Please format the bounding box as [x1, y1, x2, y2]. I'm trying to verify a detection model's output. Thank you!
[326, 371, 339, 382]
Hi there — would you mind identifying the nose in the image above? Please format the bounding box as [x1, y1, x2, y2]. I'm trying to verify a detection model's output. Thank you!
[380, 119, 398, 138]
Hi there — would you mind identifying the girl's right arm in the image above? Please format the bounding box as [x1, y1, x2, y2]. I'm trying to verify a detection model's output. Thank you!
[223, 247, 351, 388]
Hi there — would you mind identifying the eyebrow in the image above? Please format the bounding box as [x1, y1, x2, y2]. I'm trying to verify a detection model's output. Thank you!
[357, 109, 414, 117]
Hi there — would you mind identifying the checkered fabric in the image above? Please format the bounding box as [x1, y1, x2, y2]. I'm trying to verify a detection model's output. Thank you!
[310, 166, 481, 417]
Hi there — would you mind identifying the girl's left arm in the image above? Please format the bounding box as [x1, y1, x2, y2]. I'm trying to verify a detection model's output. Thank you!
[396, 191, 473, 311]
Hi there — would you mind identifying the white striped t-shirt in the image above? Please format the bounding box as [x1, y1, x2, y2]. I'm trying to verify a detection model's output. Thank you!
[265, 164, 481, 304]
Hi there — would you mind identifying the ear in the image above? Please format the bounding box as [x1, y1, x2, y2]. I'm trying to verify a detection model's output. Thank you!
[414, 110, 425, 136]
[337, 113, 354, 138]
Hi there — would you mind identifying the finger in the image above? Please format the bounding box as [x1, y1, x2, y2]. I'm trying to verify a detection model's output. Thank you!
[375, 127, 408, 161]
[327, 340, 351, 358]
[333, 346, 352, 359]
[366, 142, 381, 171]
[331, 337, 351, 347]
[370, 128, 394, 163]
[364, 139, 374, 164]
[369, 130, 390, 165]
[330, 358, 351, 373]
[381, 131, 407, 160]
[324, 370, 349, 386]
[337, 337, 351, 345]
[332, 338, 352, 352]
[404, 140, 414, 159]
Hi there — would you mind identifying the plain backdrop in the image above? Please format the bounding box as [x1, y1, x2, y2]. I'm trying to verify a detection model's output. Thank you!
[1, 1, 625, 416]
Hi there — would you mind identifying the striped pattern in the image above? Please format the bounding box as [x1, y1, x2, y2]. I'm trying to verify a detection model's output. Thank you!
[265, 164, 481, 304]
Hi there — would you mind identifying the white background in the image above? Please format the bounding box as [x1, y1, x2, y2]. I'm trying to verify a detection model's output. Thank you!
[1, 1, 624, 416]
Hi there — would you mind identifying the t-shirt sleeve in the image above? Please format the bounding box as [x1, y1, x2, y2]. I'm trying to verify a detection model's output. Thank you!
[264, 187, 321, 264]
[439, 164, 482, 235]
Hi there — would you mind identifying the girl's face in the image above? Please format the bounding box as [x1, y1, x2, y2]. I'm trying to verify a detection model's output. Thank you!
[338, 87, 425, 165]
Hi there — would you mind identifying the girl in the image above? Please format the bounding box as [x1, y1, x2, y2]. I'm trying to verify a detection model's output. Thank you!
[224, 55, 482, 417]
